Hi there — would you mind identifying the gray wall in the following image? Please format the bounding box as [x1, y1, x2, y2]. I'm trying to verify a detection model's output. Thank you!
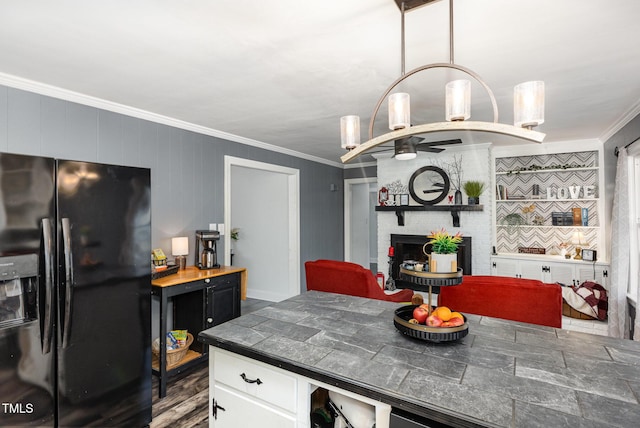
[343, 163, 377, 180]
[0, 85, 344, 292]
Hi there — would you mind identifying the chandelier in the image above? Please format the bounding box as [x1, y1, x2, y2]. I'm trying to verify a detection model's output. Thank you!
[340, 0, 545, 163]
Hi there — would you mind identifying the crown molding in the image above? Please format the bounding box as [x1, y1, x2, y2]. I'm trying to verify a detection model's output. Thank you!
[599, 96, 640, 143]
[0, 72, 344, 169]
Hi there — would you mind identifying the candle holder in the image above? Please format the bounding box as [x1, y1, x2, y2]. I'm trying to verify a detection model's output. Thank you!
[386, 247, 396, 290]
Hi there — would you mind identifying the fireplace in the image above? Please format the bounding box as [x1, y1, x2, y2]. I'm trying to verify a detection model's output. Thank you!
[389, 234, 472, 291]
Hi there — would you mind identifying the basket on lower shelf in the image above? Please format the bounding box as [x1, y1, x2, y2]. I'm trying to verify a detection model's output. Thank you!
[562, 302, 597, 320]
[152, 332, 194, 367]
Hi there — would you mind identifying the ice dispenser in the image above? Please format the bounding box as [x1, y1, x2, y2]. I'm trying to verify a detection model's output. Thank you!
[0, 254, 37, 326]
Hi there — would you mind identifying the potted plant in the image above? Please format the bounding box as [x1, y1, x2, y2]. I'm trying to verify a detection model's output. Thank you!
[423, 228, 462, 273]
[463, 180, 486, 205]
[230, 228, 240, 265]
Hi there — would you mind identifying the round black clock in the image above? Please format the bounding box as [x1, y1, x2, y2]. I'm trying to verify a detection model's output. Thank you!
[408, 166, 450, 205]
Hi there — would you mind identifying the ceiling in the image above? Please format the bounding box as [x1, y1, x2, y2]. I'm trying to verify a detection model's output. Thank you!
[1, 0, 639, 166]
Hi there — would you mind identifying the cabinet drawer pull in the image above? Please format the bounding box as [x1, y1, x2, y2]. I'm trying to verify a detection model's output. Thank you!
[240, 372, 263, 385]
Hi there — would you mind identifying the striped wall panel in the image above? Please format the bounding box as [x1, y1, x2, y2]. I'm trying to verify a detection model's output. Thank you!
[495, 151, 599, 255]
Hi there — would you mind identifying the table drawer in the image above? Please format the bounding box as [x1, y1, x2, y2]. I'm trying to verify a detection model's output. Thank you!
[213, 350, 297, 413]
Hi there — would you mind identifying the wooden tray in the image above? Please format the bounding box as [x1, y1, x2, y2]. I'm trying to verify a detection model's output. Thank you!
[152, 264, 179, 279]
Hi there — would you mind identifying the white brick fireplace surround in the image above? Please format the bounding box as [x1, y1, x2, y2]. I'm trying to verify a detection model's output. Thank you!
[376, 144, 493, 276]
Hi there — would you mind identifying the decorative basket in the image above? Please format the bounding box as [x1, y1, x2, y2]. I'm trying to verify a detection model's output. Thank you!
[152, 332, 194, 367]
[562, 302, 597, 320]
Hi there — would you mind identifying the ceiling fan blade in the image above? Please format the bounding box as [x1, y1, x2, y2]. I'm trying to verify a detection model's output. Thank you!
[403, 136, 425, 145]
[415, 146, 445, 153]
[412, 138, 462, 153]
[416, 139, 463, 147]
[366, 145, 396, 155]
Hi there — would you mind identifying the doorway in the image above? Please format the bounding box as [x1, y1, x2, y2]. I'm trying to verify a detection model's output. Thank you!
[224, 157, 300, 302]
[344, 177, 377, 273]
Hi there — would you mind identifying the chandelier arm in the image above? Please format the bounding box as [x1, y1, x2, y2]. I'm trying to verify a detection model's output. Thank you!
[344, 121, 544, 164]
[449, 0, 454, 64]
[367, 62, 500, 140]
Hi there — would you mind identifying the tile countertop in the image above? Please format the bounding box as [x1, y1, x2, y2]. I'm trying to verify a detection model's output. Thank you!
[199, 291, 640, 428]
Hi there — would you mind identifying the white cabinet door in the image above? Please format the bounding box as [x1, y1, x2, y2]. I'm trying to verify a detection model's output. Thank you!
[492, 258, 519, 277]
[546, 262, 575, 285]
[575, 265, 609, 289]
[211, 384, 296, 428]
[518, 260, 545, 281]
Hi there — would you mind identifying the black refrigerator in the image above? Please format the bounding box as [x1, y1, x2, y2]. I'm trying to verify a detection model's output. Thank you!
[0, 153, 152, 427]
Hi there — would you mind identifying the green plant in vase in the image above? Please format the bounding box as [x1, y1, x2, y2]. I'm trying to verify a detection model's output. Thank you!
[425, 228, 463, 273]
[462, 180, 486, 205]
[428, 228, 463, 254]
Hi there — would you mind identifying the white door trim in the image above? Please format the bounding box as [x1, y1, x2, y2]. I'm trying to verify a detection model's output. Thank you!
[344, 177, 377, 263]
[224, 156, 300, 299]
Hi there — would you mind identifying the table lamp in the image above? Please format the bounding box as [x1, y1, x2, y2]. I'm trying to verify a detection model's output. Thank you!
[172, 236, 189, 269]
[571, 232, 586, 260]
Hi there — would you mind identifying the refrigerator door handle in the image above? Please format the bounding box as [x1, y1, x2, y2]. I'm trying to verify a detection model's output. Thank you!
[41, 218, 55, 354]
[61, 217, 74, 349]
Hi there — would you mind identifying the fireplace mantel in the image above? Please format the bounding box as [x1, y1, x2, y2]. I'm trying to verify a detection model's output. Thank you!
[375, 204, 484, 227]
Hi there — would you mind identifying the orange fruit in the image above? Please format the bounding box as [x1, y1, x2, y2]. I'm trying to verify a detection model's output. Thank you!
[433, 306, 452, 322]
[450, 311, 464, 320]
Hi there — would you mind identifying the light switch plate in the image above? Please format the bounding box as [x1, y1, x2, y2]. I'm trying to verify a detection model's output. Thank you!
[217, 224, 225, 235]
[209, 223, 216, 231]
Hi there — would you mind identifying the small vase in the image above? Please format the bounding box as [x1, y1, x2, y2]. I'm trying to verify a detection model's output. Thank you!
[454, 189, 462, 205]
[430, 253, 458, 273]
[468, 196, 478, 205]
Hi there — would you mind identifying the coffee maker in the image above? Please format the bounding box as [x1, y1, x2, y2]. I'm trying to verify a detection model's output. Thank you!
[195, 230, 220, 269]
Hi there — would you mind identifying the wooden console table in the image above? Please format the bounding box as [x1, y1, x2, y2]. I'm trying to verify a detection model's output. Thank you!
[152, 265, 247, 398]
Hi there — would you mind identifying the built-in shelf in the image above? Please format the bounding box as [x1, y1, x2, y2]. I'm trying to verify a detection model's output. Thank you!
[496, 225, 599, 229]
[496, 198, 599, 203]
[375, 204, 483, 227]
[495, 166, 598, 175]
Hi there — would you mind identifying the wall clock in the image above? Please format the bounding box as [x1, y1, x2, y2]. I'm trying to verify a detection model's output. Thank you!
[408, 166, 450, 205]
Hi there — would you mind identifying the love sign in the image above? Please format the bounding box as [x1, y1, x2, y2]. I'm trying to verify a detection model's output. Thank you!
[546, 185, 596, 200]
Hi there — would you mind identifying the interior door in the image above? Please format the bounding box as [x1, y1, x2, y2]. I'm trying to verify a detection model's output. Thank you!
[348, 182, 370, 267]
[345, 178, 377, 271]
[227, 158, 300, 302]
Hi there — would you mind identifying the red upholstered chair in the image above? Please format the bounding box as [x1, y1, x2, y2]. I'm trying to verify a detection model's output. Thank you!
[437, 275, 562, 328]
[305, 259, 414, 302]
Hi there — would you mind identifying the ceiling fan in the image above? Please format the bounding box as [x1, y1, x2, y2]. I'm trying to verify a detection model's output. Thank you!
[368, 137, 462, 160]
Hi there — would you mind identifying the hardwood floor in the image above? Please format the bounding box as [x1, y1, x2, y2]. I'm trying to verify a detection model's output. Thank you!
[150, 298, 272, 427]
[151, 363, 209, 428]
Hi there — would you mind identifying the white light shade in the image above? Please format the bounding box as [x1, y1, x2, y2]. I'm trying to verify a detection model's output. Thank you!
[571, 231, 586, 245]
[340, 115, 361, 149]
[388, 92, 410, 130]
[171, 237, 189, 256]
[445, 80, 471, 121]
[395, 152, 417, 160]
[514, 81, 545, 128]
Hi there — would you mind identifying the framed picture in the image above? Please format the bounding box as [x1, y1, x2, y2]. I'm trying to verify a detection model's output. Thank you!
[399, 194, 409, 206]
[582, 249, 597, 262]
